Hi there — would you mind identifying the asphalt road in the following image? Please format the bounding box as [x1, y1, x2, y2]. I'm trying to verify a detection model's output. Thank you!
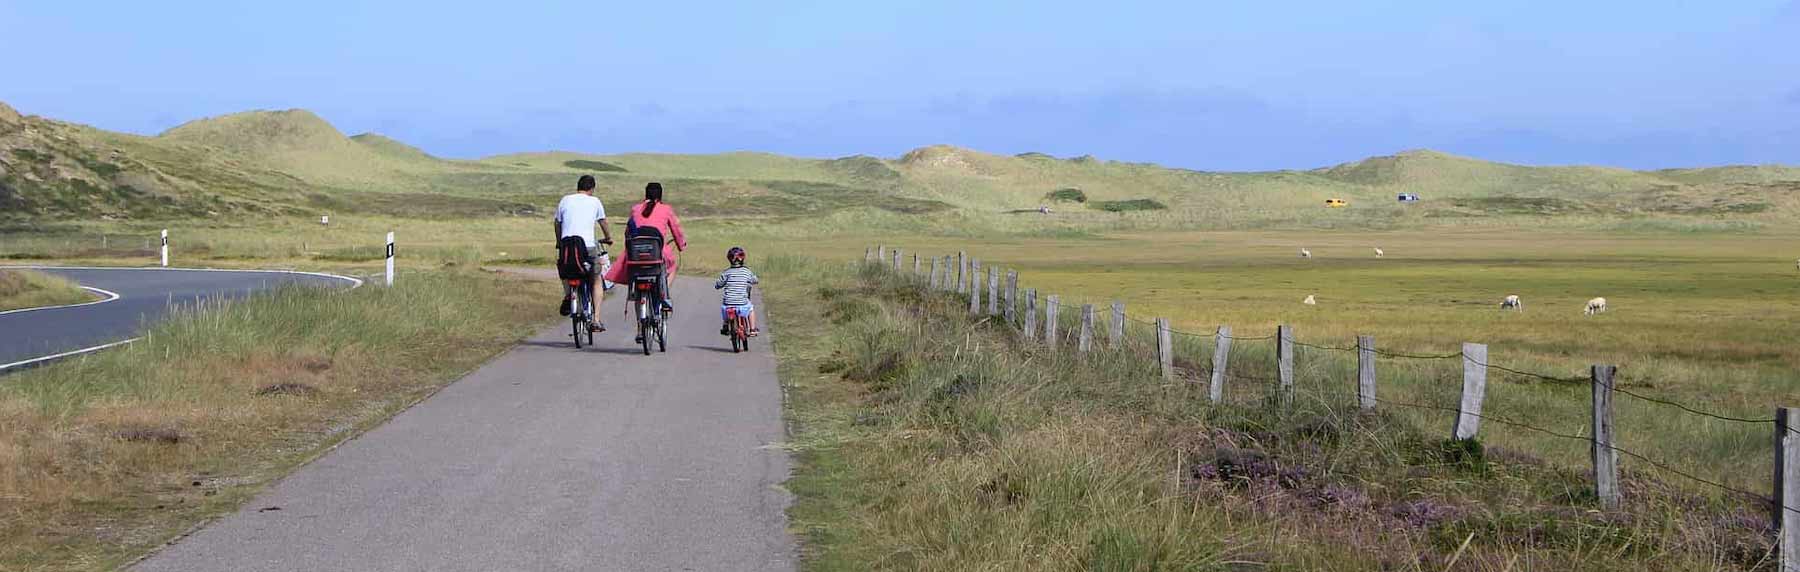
[133, 276, 796, 571]
[0, 267, 359, 371]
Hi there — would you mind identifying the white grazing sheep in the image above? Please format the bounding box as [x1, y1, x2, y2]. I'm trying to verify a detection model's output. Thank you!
[1500, 295, 1522, 311]
[1374, 247, 1384, 258]
[1584, 297, 1607, 315]
[1303, 295, 1317, 305]
[1300, 248, 1312, 259]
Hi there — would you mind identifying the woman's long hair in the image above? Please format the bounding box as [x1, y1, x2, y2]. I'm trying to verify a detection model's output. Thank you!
[641, 182, 663, 217]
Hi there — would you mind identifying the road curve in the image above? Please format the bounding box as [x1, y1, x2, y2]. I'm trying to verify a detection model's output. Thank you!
[133, 276, 796, 571]
[0, 266, 360, 371]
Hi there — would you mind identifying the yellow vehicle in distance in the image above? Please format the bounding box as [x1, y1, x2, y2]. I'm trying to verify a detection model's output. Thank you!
[1325, 198, 1348, 208]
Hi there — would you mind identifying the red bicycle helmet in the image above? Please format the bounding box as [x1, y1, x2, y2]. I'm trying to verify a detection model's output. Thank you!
[727, 246, 747, 265]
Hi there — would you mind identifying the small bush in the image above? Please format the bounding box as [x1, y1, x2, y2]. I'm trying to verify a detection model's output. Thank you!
[562, 159, 628, 172]
[1043, 188, 1087, 203]
[1090, 198, 1167, 212]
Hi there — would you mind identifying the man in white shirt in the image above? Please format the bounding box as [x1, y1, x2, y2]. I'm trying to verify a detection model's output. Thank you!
[554, 175, 614, 331]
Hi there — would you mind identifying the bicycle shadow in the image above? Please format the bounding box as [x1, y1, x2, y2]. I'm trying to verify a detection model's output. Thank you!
[683, 344, 740, 354]
[517, 340, 654, 355]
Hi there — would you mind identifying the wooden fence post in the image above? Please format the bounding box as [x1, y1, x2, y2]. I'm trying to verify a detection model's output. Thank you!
[1277, 325, 1294, 405]
[1024, 289, 1039, 341]
[943, 256, 953, 290]
[930, 257, 941, 289]
[968, 268, 982, 315]
[878, 245, 885, 262]
[969, 260, 982, 302]
[1005, 271, 1018, 324]
[987, 267, 1000, 316]
[1044, 295, 1061, 347]
[1156, 318, 1174, 382]
[892, 249, 902, 272]
[1454, 343, 1489, 440]
[1357, 335, 1376, 410]
[865, 246, 872, 261]
[1078, 304, 1095, 353]
[956, 251, 966, 293]
[1778, 407, 1798, 572]
[1209, 326, 1232, 403]
[1592, 365, 1620, 510]
[1110, 302, 1126, 349]
[913, 254, 920, 275]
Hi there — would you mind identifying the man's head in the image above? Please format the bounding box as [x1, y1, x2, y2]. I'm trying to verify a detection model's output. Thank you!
[577, 175, 596, 193]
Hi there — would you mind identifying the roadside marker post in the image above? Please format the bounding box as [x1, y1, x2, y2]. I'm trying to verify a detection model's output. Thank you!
[160, 229, 168, 267]
[385, 232, 396, 287]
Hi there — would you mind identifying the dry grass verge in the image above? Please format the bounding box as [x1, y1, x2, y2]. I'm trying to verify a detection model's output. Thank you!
[0, 268, 95, 311]
[0, 268, 557, 571]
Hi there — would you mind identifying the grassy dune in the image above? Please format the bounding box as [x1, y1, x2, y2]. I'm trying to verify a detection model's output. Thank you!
[0, 268, 95, 311]
[771, 256, 1773, 571]
[0, 269, 557, 570]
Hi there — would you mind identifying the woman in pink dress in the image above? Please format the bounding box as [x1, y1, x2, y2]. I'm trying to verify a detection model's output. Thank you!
[604, 182, 687, 306]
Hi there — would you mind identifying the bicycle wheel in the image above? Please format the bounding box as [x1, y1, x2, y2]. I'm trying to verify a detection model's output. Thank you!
[656, 316, 667, 353]
[741, 320, 750, 352]
[639, 316, 652, 356]
[572, 315, 583, 349]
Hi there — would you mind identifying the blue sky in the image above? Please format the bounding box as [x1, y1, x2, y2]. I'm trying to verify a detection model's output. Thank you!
[2, 1, 1795, 170]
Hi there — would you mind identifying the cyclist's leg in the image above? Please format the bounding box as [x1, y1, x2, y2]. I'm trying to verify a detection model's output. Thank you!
[585, 254, 603, 324]
[658, 267, 673, 310]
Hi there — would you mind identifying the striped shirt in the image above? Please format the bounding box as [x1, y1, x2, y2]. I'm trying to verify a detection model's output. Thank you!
[715, 266, 759, 306]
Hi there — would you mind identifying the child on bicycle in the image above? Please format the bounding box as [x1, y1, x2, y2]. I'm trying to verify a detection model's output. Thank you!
[716, 246, 760, 337]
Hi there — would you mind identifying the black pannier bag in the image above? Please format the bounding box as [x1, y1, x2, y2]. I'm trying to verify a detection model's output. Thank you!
[556, 236, 592, 281]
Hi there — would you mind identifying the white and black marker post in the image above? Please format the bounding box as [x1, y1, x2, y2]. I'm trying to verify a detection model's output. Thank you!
[384, 231, 396, 287]
[159, 229, 169, 267]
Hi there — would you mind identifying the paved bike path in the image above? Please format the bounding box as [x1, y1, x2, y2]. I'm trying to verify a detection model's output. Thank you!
[134, 276, 795, 571]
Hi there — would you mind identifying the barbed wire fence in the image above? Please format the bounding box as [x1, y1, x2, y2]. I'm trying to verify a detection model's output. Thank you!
[864, 244, 1799, 566]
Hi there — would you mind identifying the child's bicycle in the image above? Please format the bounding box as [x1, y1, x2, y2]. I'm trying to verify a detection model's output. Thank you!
[725, 307, 751, 353]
